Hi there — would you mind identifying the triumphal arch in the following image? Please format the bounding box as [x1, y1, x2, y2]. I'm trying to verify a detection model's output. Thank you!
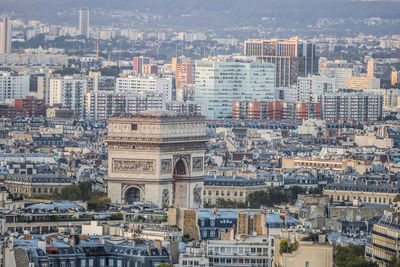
[105, 110, 207, 209]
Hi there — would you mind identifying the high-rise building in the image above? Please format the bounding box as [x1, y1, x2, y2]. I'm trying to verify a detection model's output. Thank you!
[322, 92, 383, 122]
[116, 75, 172, 103]
[244, 37, 318, 87]
[0, 73, 30, 101]
[195, 60, 275, 119]
[319, 67, 353, 89]
[84, 91, 164, 121]
[79, 8, 90, 38]
[133, 56, 151, 75]
[176, 60, 195, 101]
[48, 76, 87, 118]
[367, 58, 375, 78]
[347, 76, 380, 90]
[392, 70, 400, 86]
[0, 16, 11, 54]
[232, 100, 321, 121]
[296, 75, 336, 103]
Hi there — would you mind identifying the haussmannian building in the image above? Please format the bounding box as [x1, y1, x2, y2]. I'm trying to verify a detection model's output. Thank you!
[366, 211, 400, 266]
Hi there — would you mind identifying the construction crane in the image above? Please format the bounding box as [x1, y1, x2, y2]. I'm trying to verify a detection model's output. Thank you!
[96, 39, 100, 61]
[17, 51, 24, 73]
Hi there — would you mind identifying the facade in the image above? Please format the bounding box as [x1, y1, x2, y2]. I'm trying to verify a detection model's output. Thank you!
[106, 111, 207, 208]
[79, 8, 90, 38]
[324, 182, 399, 205]
[244, 37, 318, 87]
[273, 232, 333, 267]
[166, 101, 202, 115]
[392, 70, 400, 86]
[347, 76, 381, 90]
[4, 237, 171, 267]
[296, 75, 336, 103]
[0, 73, 30, 102]
[232, 100, 321, 121]
[207, 237, 270, 267]
[204, 175, 269, 205]
[116, 75, 172, 103]
[14, 96, 46, 117]
[366, 211, 400, 266]
[48, 76, 87, 118]
[0, 17, 11, 54]
[133, 56, 151, 75]
[176, 60, 195, 101]
[5, 174, 72, 197]
[85, 91, 164, 121]
[322, 92, 383, 122]
[195, 60, 274, 119]
[319, 67, 353, 90]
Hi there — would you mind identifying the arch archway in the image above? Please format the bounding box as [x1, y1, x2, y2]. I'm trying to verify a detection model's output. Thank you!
[174, 159, 188, 177]
[124, 187, 141, 204]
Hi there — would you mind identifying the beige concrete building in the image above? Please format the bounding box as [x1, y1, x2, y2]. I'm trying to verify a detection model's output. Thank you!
[273, 231, 333, 267]
[5, 174, 72, 197]
[282, 157, 345, 171]
[204, 175, 269, 205]
[324, 182, 398, 205]
[106, 111, 207, 208]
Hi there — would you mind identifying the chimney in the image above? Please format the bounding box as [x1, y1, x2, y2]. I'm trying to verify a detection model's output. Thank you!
[146, 242, 151, 255]
[154, 240, 162, 254]
[214, 206, 218, 216]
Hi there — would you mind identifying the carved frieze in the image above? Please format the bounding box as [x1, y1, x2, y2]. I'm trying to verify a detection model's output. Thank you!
[112, 159, 155, 174]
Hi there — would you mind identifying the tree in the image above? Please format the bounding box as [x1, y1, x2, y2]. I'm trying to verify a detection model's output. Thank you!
[215, 198, 247, 208]
[394, 194, 400, 202]
[53, 67, 81, 76]
[388, 256, 400, 267]
[157, 263, 174, 267]
[334, 245, 378, 267]
[78, 181, 92, 201]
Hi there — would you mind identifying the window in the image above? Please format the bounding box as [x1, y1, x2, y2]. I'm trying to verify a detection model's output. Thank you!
[131, 124, 137, 130]
[99, 259, 105, 267]
[306, 262, 310, 267]
[81, 259, 86, 267]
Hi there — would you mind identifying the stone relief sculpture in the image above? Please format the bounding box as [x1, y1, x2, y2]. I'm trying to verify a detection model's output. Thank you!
[193, 185, 202, 207]
[162, 189, 169, 206]
[192, 157, 203, 172]
[161, 159, 172, 174]
[113, 159, 155, 173]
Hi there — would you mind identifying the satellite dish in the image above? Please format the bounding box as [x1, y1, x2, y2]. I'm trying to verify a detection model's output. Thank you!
[356, 215, 361, 222]
[345, 215, 350, 222]
[63, 238, 68, 243]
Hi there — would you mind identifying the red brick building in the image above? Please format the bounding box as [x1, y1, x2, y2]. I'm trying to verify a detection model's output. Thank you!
[232, 100, 321, 121]
[0, 97, 46, 118]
